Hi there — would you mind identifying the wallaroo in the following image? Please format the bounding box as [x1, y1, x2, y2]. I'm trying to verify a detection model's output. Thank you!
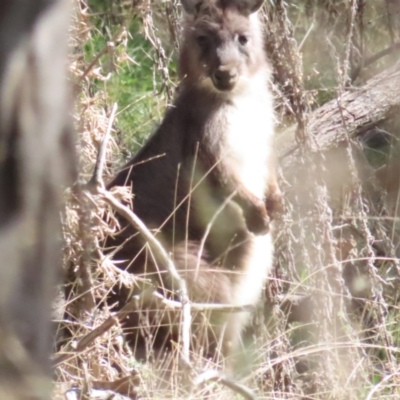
[105, 0, 281, 364]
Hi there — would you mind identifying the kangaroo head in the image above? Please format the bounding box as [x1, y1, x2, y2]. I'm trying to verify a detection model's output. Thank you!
[179, 0, 267, 93]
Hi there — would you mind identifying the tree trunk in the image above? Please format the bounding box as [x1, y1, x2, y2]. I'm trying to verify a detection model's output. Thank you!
[277, 61, 400, 166]
[0, 0, 74, 398]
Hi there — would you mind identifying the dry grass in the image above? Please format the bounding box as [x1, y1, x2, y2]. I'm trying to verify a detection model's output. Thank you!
[54, 1, 400, 399]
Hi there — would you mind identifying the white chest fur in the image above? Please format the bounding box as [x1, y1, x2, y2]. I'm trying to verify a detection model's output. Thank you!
[220, 86, 274, 200]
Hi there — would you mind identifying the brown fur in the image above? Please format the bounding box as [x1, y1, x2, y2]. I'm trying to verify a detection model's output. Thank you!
[105, 0, 281, 362]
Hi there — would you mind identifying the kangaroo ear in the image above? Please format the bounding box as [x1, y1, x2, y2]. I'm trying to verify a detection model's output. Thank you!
[231, 0, 264, 14]
[181, 0, 203, 15]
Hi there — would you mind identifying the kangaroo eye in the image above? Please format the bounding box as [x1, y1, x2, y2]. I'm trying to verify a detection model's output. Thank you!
[238, 35, 248, 46]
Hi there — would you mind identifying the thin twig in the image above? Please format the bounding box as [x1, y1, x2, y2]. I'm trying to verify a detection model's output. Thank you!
[194, 370, 258, 400]
[343, 0, 358, 87]
[99, 189, 189, 307]
[150, 290, 255, 312]
[365, 370, 400, 400]
[351, 42, 400, 82]
[67, 104, 119, 318]
[87, 103, 118, 190]
[54, 286, 255, 366]
[79, 42, 112, 82]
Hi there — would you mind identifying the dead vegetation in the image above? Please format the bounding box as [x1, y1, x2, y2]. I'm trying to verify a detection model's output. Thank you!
[54, 1, 400, 399]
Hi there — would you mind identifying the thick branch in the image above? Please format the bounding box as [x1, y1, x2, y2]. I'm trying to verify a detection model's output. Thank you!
[277, 61, 400, 168]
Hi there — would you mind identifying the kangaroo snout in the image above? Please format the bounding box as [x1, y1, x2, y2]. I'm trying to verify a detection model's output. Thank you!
[212, 67, 238, 91]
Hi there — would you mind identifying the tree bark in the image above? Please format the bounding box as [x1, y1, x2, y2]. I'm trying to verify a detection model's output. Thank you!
[276, 61, 400, 166]
[0, 0, 74, 398]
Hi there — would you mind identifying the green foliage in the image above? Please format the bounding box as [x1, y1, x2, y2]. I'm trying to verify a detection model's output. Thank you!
[84, 2, 177, 157]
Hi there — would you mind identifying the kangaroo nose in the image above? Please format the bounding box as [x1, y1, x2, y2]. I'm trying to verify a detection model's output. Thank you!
[212, 69, 238, 91]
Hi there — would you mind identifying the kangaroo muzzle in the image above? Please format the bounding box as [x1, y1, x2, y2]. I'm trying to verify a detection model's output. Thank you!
[212, 67, 239, 91]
